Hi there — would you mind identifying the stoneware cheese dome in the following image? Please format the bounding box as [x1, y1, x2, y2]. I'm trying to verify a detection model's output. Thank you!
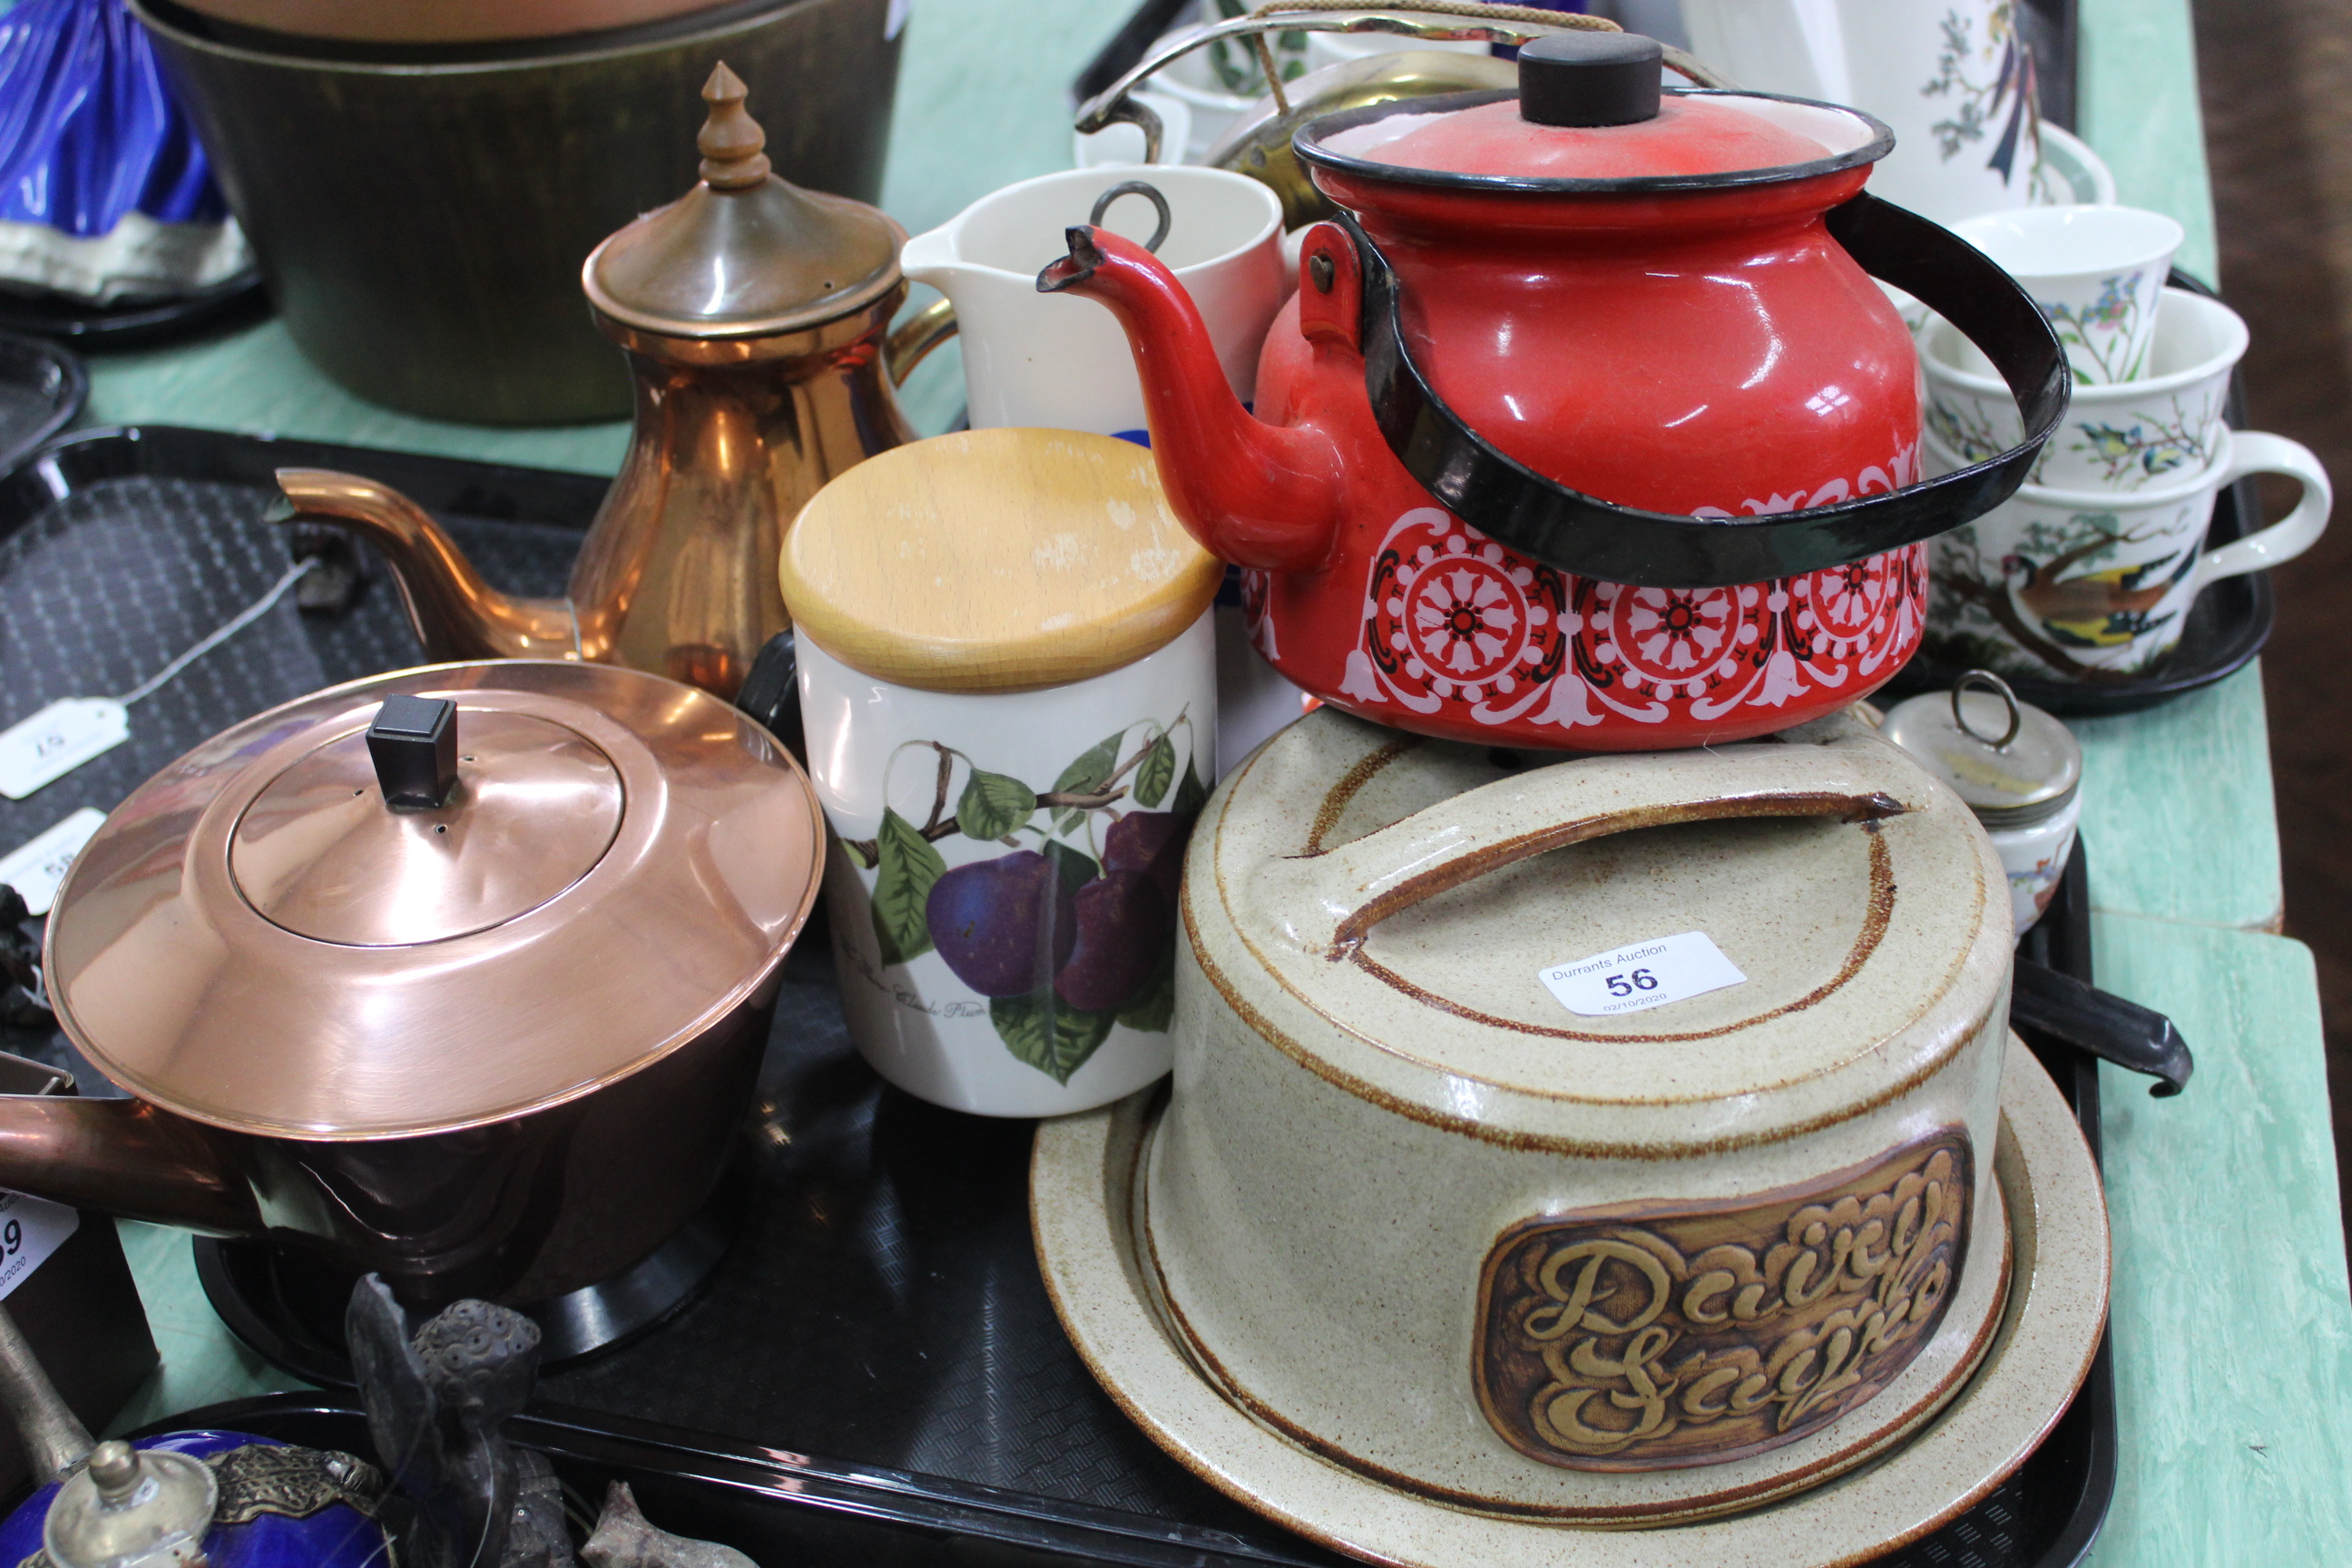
[1145, 704, 2018, 1522]
[1041, 31, 2066, 752]
[14, 661, 823, 1308]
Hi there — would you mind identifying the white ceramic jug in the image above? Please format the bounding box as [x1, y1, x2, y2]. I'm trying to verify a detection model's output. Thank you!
[897, 166, 1285, 438]
[1680, 0, 2041, 224]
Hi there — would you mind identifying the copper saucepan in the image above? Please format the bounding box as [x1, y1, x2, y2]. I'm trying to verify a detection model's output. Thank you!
[0, 661, 822, 1309]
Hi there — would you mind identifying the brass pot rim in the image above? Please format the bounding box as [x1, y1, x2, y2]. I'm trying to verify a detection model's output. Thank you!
[131, 0, 838, 79]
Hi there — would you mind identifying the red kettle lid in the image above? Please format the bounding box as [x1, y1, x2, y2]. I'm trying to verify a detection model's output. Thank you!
[1298, 32, 1892, 192]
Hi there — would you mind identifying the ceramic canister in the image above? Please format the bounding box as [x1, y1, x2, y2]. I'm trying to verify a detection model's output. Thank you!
[1880, 673, 2082, 935]
[1679, 0, 2041, 225]
[780, 428, 1222, 1116]
[1151, 704, 2018, 1523]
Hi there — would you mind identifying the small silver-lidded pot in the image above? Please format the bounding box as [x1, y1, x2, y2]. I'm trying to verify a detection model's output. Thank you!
[1882, 671, 2083, 934]
[44, 1442, 214, 1568]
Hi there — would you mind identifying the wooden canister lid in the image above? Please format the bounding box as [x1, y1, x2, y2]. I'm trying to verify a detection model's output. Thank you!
[779, 427, 1224, 694]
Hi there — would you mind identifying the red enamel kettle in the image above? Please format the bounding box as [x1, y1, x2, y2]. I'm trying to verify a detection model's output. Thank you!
[1043, 32, 2064, 750]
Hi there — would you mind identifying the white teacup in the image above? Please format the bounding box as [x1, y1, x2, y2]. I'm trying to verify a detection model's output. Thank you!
[1925, 286, 2248, 492]
[899, 167, 1286, 438]
[1953, 205, 2184, 384]
[1924, 425, 2329, 681]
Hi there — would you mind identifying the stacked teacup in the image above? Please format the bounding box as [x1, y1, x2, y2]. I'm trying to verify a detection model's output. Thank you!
[1920, 206, 2331, 682]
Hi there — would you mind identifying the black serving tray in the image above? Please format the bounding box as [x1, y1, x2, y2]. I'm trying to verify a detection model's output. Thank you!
[0, 426, 2114, 1567]
[0, 270, 270, 349]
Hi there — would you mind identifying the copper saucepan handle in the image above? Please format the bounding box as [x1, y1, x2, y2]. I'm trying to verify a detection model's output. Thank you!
[1267, 735, 1917, 961]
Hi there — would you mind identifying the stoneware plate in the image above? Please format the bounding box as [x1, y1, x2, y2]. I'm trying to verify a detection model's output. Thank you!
[1031, 1034, 2109, 1567]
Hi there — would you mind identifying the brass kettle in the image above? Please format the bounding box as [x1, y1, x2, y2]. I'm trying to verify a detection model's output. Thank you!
[273, 64, 956, 700]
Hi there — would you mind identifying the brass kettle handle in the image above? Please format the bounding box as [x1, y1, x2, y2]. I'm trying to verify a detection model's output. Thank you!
[1075, 5, 1733, 161]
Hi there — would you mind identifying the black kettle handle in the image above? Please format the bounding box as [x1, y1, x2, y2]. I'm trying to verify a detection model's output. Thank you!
[733, 631, 804, 761]
[2010, 956, 2193, 1097]
[1346, 191, 2071, 590]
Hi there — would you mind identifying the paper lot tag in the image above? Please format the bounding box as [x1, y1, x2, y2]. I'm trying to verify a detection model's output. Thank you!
[0, 1191, 78, 1300]
[1539, 931, 1748, 1017]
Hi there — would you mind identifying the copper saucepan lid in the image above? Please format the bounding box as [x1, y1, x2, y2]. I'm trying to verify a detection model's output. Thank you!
[44, 662, 824, 1140]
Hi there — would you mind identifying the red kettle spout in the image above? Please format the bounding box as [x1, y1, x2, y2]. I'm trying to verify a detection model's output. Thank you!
[1039, 226, 1345, 573]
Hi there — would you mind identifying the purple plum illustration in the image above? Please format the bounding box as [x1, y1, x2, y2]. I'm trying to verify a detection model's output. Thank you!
[926, 851, 1077, 997]
[1054, 869, 1172, 1012]
[1103, 809, 1192, 905]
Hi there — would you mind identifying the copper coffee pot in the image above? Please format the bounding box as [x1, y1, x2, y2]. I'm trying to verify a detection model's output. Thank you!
[271, 64, 954, 699]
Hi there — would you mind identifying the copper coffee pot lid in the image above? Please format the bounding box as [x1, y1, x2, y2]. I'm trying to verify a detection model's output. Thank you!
[43, 662, 824, 1140]
[583, 62, 906, 339]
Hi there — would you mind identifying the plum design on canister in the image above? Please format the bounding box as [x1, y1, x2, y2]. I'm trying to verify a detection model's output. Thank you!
[838, 717, 1204, 1085]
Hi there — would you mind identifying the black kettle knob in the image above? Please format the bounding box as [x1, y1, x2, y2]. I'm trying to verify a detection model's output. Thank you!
[368, 695, 458, 810]
[1518, 31, 1663, 127]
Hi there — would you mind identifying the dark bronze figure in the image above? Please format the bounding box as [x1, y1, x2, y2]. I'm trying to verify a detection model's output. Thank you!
[348, 1276, 574, 1568]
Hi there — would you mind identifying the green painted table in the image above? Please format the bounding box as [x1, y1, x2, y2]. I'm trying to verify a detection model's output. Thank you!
[47, 0, 2352, 1561]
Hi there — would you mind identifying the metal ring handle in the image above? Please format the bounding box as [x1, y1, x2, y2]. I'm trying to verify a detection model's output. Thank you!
[1072, 7, 1732, 146]
[1090, 181, 1172, 255]
[1951, 670, 2023, 750]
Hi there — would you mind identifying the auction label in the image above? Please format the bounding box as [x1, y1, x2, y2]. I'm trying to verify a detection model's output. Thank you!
[0, 808, 107, 916]
[0, 1191, 78, 1300]
[1539, 931, 1748, 1017]
[0, 700, 130, 800]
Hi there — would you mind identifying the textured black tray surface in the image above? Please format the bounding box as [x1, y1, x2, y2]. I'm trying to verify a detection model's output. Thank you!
[0, 426, 2112, 1567]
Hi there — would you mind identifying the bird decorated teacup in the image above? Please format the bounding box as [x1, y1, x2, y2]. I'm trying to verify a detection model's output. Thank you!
[1923, 426, 2329, 681]
[1924, 287, 2247, 494]
[1952, 205, 2183, 385]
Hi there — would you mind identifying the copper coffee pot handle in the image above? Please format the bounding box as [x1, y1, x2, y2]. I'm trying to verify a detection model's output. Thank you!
[885, 296, 959, 384]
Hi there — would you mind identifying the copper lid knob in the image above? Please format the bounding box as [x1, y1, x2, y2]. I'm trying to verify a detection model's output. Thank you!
[582, 59, 905, 340]
[696, 63, 771, 190]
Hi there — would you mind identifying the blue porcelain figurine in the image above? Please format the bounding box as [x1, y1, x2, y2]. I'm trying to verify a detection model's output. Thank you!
[0, 1306, 387, 1568]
